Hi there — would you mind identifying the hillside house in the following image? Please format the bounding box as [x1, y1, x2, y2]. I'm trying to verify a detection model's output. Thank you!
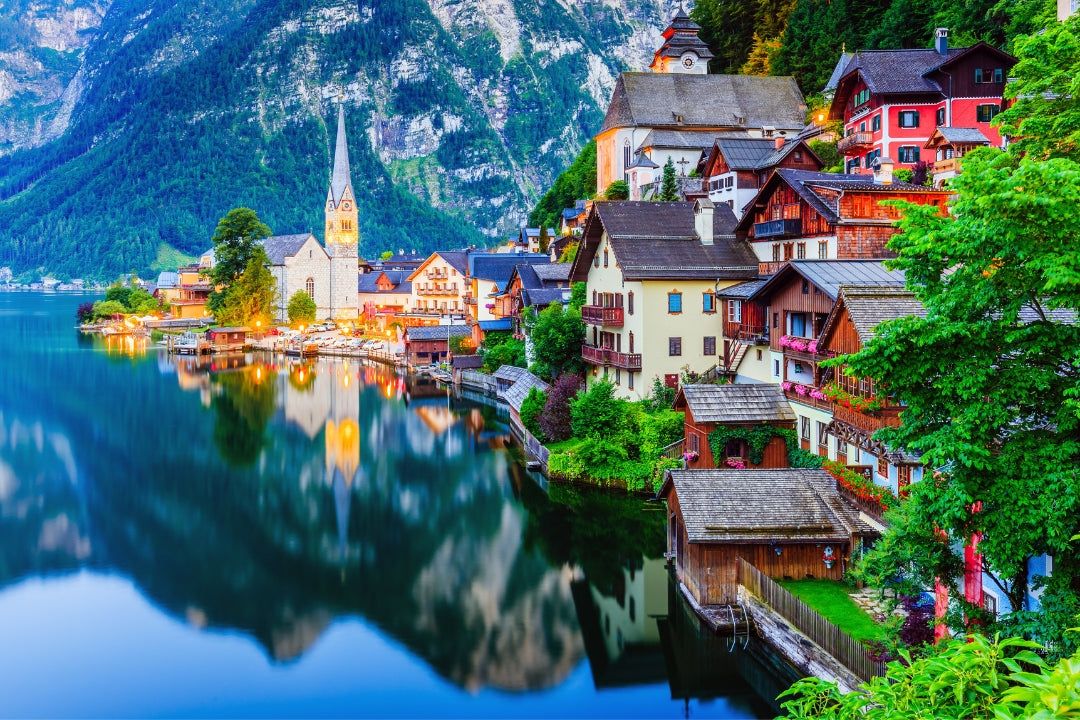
[701, 135, 823, 217]
[406, 251, 470, 321]
[660, 468, 870, 606]
[358, 269, 412, 331]
[569, 200, 758, 400]
[827, 30, 1016, 173]
[673, 384, 795, 469]
[923, 126, 991, 186]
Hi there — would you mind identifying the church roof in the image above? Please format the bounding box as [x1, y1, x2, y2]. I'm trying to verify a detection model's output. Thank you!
[599, 73, 806, 135]
[652, 4, 714, 63]
[260, 234, 322, 265]
[329, 103, 352, 205]
[637, 129, 720, 152]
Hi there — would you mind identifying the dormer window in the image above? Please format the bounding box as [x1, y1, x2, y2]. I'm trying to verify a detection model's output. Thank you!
[854, 88, 870, 107]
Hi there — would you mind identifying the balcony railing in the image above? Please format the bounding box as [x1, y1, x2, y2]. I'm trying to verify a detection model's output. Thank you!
[463, 295, 477, 305]
[426, 269, 449, 279]
[783, 388, 833, 411]
[933, 157, 959, 175]
[753, 218, 802, 239]
[581, 345, 642, 371]
[737, 324, 769, 343]
[831, 404, 902, 433]
[415, 284, 459, 296]
[581, 305, 624, 327]
[837, 132, 874, 154]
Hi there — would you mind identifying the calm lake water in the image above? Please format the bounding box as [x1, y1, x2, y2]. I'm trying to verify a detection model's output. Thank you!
[0, 292, 800, 718]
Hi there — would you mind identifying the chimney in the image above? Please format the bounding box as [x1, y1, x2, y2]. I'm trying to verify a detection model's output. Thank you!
[935, 27, 948, 55]
[873, 157, 895, 185]
[695, 198, 715, 245]
[774, 132, 786, 151]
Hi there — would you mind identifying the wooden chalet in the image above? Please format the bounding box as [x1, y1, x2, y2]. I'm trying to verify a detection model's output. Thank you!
[673, 384, 795, 469]
[659, 468, 870, 606]
[733, 168, 949, 275]
[700, 136, 823, 219]
[818, 285, 926, 494]
[923, 126, 991, 187]
[206, 327, 250, 352]
[403, 324, 471, 366]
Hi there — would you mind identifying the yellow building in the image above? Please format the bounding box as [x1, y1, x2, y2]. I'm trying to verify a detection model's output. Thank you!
[568, 199, 759, 400]
[406, 251, 470, 320]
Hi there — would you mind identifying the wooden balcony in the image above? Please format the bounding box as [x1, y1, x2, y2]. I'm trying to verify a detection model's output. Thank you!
[415, 284, 459, 296]
[835, 482, 889, 525]
[831, 404, 902, 433]
[753, 218, 802, 239]
[463, 294, 477, 305]
[426, 269, 449, 279]
[581, 305, 624, 327]
[933, 157, 959, 175]
[784, 388, 832, 411]
[837, 132, 874, 154]
[581, 344, 642, 371]
[736, 323, 769, 344]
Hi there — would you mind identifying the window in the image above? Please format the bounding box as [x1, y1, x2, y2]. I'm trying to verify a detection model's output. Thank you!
[836, 439, 848, 463]
[622, 140, 631, 174]
[628, 372, 634, 390]
[796, 242, 806, 259]
[628, 292, 634, 315]
[592, 290, 597, 305]
[794, 151, 803, 161]
[702, 292, 716, 313]
[669, 337, 682, 356]
[859, 121, 866, 132]
[756, 349, 762, 361]
[864, 148, 881, 169]
[898, 465, 912, 497]
[615, 368, 621, 385]
[936, 107, 945, 126]
[984, 593, 997, 618]
[593, 253, 599, 268]
[871, 114, 881, 132]
[977, 104, 999, 123]
[305, 277, 315, 299]
[846, 158, 860, 173]
[801, 279, 810, 295]
[773, 359, 780, 376]
[817, 421, 828, 456]
[818, 240, 828, 259]
[898, 110, 920, 128]
[690, 432, 698, 453]
[628, 332, 634, 353]
[603, 249, 609, 267]
[800, 416, 810, 441]
[974, 68, 983, 84]
[898, 145, 920, 164]
[783, 242, 794, 260]
[854, 88, 870, 107]
[877, 455, 889, 478]
[993, 68, 1003, 83]
[668, 292, 682, 313]
[728, 299, 742, 322]
[704, 336, 716, 355]
[772, 312, 779, 329]
[772, 243, 781, 261]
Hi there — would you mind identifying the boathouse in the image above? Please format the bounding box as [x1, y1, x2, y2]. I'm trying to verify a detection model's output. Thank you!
[207, 327, 250, 352]
[659, 468, 870, 606]
[494, 365, 550, 437]
[403, 324, 470, 366]
[673, 383, 795, 469]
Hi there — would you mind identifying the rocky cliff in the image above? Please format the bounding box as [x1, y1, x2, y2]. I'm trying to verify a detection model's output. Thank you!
[0, 0, 678, 278]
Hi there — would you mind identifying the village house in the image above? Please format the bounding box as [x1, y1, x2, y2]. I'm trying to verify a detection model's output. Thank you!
[659, 468, 870, 606]
[402, 324, 471, 366]
[595, 6, 806, 198]
[569, 199, 759, 400]
[465, 252, 552, 346]
[406, 251, 470, 322]
[733, 166, 951, 276]
[558, 201, 591, 237]
[504, 262, 573, 341]
[357, 269, 412, 331]
[170, 260, 214, 319]
[700, 134, 823, 217]
[922, 126, 991, 186]
[828, 29, 1016, 173]
[673, 383, 796, 470]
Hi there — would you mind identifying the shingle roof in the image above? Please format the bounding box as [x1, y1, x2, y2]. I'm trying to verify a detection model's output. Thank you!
[404, 324, 471, 341]
[437, 251, 470, 275]
[931, 126, 991, 145]
[451, 354, 484, 370]
[751, 260, 906, 303]
[599, 73, 807, 135]
[532, 263, 571, 283]
[677, 384, 796, 424]
[823, 52, 853, 94]
[637, 129, 724, 152]
[501, 371, 550, 413]
[661, 469, 865, 543]
[260, 234, 321, 265]
[521, 287, 572, 308]
[716, 279, 766, 299]
[842, 48, 966, 95]
[838, 285, 926, 343]
[494, 365, 532, 382]
[357, 269, 411, 293]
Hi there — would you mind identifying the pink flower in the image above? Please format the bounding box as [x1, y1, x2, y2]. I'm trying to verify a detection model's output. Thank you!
[795, 384, 808, 396]
[807, 340, 818, 354]
[810, 389, 826, 400]
[790, 339, 808, 352]
[781, 381, 792, 391]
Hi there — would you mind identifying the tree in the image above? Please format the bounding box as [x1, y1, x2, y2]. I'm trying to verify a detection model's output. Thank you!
[380, 251, 394, 260]
[527, 302, 585, 381]
[558, 241, 579, 264]
[92, 299, 127, 320]
[780, 633, 1080, 720]
[207, 208, 272, 314]
[658, 157, 680, 201]
[569, 281, 586, 310]
[840, 148, 1080, 649]
[537, 226, 550, 255]
[809, 139, 841, 173]
[603, 180, 629, 201]
[287, 290, 316, 325]
[215, 249, 277, 327]
[570, 379, 629, 439]
[741, 32, 783, 75]
[520, 387, 547, 440]
[480, 331, 526, 373]
[105, 284, 133, 308]
[540, 374, 582, 443]
[529, 140, 597, 230]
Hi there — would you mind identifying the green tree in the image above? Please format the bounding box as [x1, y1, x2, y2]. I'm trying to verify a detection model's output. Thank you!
[105, 284, 133, 308]
[569, 281, 586, 310]
[215, 249, 277, 328]
[527, 302, 585, 381]
[287, 290, 317, 325]
[529, 140, 597, 229]
[520, 386, 547, 440]
[570, 379, 628, 439]
[658, 157, 680, 201]
[92, 300, 127, 320]
[559, 241, 579, 264]
[538, 226, 550, 255]
[809, 139, 841, 173]
[207, 208, 272, 315]
[480, 331, 526, 373]
[380, 250, 394, 260]
[127, 288, 159, 314]
[839, 148, 1080, 648]
[603, 180, 629, 201]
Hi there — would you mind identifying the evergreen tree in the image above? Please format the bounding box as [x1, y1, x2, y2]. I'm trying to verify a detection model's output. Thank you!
[658, 157, 680, 202]
[538, 226, 550, 255]
[216, 249, 277, 327]
[208, 208, 272, 315]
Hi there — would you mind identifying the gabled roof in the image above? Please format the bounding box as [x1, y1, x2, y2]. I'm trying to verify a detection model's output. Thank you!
[532, 263, 572, 283]
[675, 384, 795, 424]
[819, 284, 925, 348]
[599, 73, 807, 135]
[438, 250, 470, 275]
[502, 371, 550, 414]
[570, 201, 758, 282]
[754, 138, 823, 171]
[659, 469, 865, 543]
[261, 234, 322, 265]
[924, 126, 991, 149]
[469, 253, 551, 286]
[710, 138, 776, 171]
[404, 324, 471, 341]
[637, 129, 722, 152]
[715, 279, 766, 299]
[156, 271, 179, 289]
[822, 52, 853, 95]
[521, 287, 572, 308]
[494, 365, 534, 383]
[750, 260, 906, 304]
[358, 269, 411, 293]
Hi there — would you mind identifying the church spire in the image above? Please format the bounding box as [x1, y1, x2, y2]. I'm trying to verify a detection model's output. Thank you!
[330, 100, 352, 205]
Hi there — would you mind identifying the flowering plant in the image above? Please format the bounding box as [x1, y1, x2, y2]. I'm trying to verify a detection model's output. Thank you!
[820, 383, 885, 413]
[809, 388, 827, 401]
[823, 460, 898, 511]
[794, 383, 808, 396]
[726, 459, 747, 469]
[779, 335, 828, 355]
[781, 381, 792, 391]
[823, 549, 837, 563]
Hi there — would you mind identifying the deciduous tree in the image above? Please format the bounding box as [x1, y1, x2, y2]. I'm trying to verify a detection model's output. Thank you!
[216, 249, 277, 328]
[287, 290, 316, 325]
[208, 208, 272, 314]
[526, 302, 585, 381]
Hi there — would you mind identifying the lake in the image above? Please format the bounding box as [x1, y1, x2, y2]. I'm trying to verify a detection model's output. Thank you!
[0, 292, 800, 718]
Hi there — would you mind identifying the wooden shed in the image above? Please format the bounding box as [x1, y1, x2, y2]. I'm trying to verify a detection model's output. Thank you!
[659, 468, 869, 606]
[673, 384, 796, 468]
[207, 326, 250, 352]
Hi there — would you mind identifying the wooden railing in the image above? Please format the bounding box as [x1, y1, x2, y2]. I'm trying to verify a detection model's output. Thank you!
[837, 132, 874, 154]
[784, 388, 833, 411]
[933, 157, 959, 175]
[737, 324, 769, 343]
[660, 438, 686, 461]
[835, 482, 888, 525]
[581, 305, 624, 326]
[738, 559, 886, 683]
[416, 284, 459, 296]
[580, 345, 642, 370]
[753, 218, 802, 239]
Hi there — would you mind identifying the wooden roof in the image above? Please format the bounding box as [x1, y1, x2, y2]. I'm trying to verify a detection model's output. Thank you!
[660, 469, 865, 544]
[819, 284, 925, 348]
[675, 384, 795, 424]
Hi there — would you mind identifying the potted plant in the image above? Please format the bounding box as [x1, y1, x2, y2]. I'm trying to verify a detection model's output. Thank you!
[823, 547, 837, 569]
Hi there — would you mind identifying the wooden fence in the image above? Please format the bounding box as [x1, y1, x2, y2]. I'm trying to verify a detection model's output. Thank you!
[459, 370, 497, 394]
[660, 438, 686, 461]
[737, 558, 886, 683]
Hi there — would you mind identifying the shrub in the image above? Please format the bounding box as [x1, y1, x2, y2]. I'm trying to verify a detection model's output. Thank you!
[92, 300, 127, 320]
[287, 290, 317, 325]
[76, 302, 95, 324]
[644, 375, 676, 413]
[547, 452, 586, 480]
[570, 379, 627, 439]
[540, 373, 581, 442]
[520, 386, 546, 440]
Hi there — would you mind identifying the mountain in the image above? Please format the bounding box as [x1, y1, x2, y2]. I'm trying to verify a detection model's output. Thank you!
[0, 0, 678, 279]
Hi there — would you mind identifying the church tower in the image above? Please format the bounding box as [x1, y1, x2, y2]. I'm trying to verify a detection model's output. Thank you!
[325, 101, 360, 321]
[649, 3, 713, 75]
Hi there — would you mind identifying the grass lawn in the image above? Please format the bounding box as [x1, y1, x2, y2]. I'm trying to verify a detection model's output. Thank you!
[777, 579, 886, 642]
[546, 438, 585, 453]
